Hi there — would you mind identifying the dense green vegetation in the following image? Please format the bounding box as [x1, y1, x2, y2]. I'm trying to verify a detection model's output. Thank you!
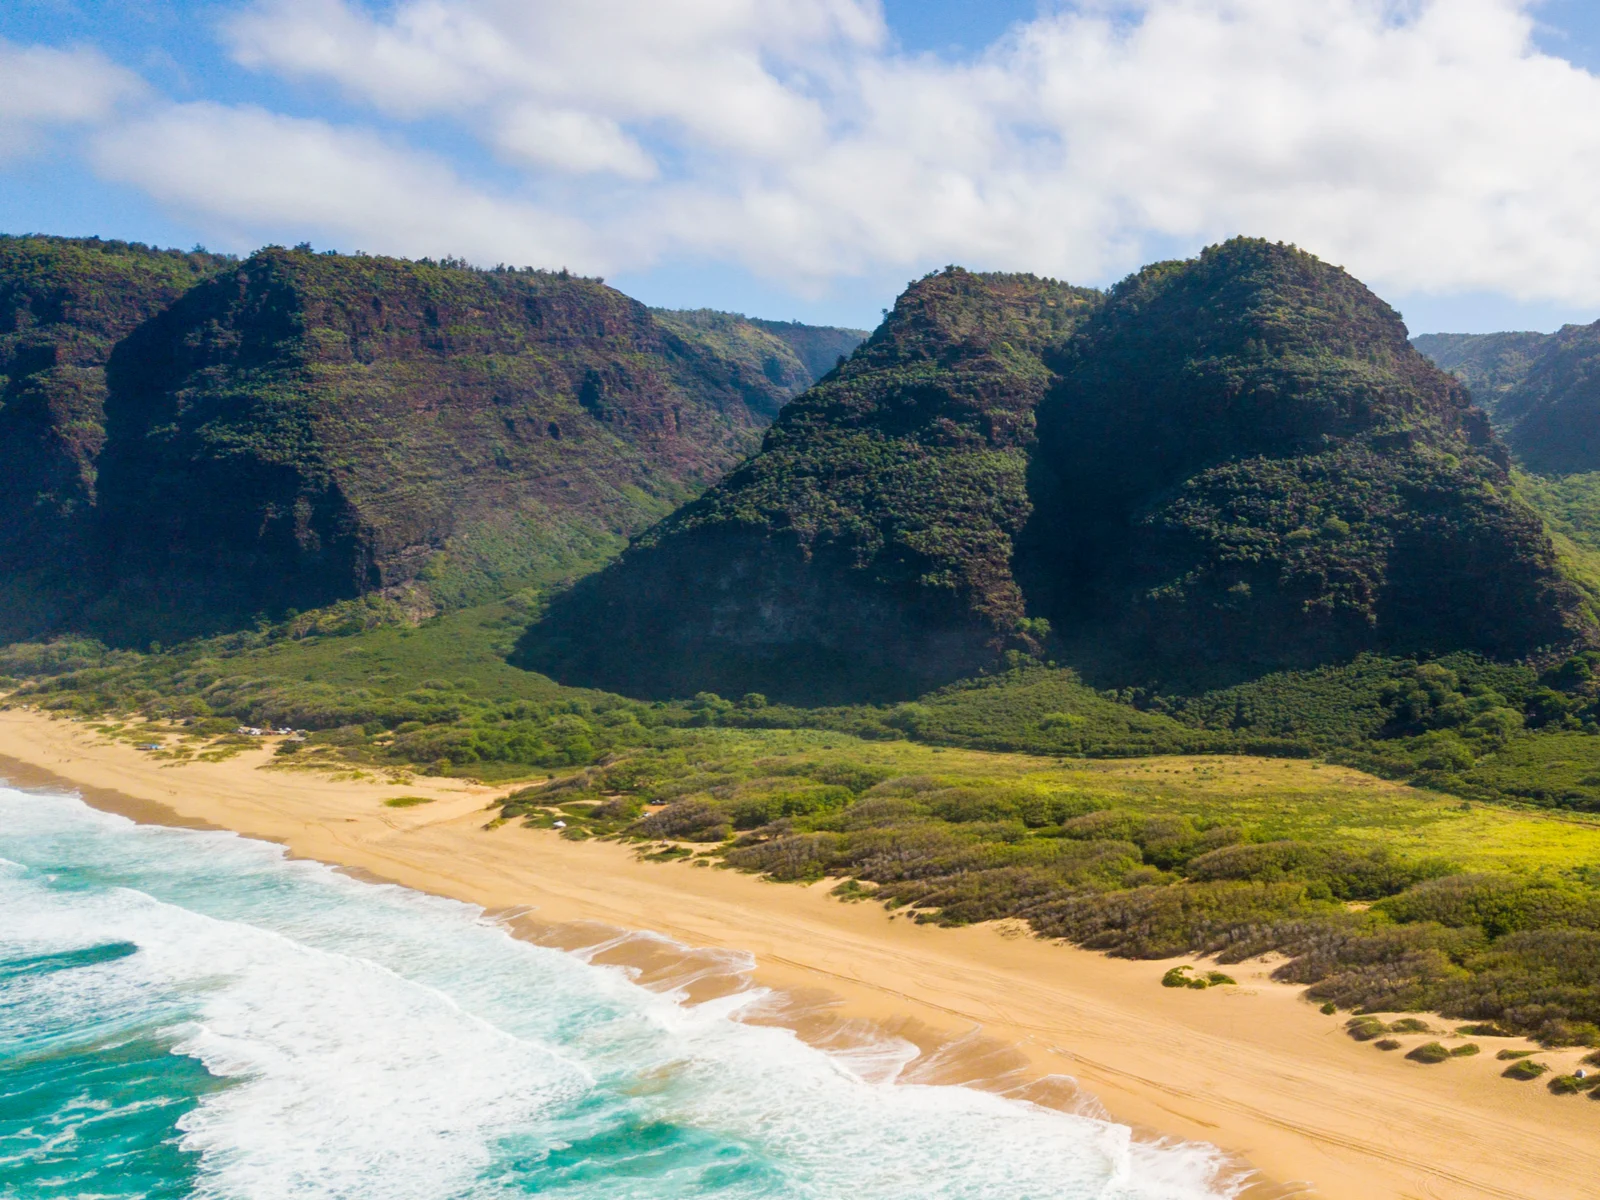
[1022, 240, 1585, 684]
[488, 739, 1600, 1047]
[528, 240, 1593, 704]
[9, 234, 1600, 1045]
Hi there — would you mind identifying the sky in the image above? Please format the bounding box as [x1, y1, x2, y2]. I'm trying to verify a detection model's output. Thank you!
[6, 2, 1600, 334]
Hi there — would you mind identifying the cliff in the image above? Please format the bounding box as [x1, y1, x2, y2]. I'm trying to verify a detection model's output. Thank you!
[0, 242, 839, 643]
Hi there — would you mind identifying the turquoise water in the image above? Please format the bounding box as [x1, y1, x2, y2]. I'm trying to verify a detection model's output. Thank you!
[0, 785, 1239, 1199]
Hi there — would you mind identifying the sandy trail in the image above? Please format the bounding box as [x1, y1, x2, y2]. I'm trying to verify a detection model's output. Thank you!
[0, 706, 1594, 1200]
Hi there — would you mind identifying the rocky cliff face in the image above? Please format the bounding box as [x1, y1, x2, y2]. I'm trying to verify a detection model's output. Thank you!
[1487, 323, 1600, 475]
[85, 249, 805, 639]
[523, 241, 1593, 701]
[651, 310, 867, 416]
[0, 236, 229, 635]
[0, 241, 837, 643]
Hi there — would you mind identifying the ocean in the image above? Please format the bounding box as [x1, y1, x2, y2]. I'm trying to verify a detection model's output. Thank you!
[0, 785, 1240, 1199]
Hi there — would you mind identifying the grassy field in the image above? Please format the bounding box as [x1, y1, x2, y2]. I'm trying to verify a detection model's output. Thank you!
[228, 599, 572, 702]
[1072, 756, 1600, 874]
[485, 729, 1600, 1043]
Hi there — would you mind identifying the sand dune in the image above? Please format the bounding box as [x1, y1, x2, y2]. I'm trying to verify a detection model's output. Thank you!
[1, 705, 1594, 1200]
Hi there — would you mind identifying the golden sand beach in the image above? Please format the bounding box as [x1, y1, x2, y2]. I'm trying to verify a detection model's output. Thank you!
[1, 705, 1594, 1200]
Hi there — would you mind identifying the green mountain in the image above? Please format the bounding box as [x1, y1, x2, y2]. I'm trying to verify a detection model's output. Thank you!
[522, 240, 1593, 702]
[518, 267, 1100, 703]
[1416, 324, 1600, 473]
[1410, 331, 1548, 418]
[1020, 240, 1586, 683]
[0, 236, 231, 633]
[0, 240, 845, 644]
[13, 245, 1600, 1061]
[652, 309, 867, 401]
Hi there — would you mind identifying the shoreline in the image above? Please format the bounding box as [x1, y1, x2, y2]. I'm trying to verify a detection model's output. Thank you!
[2, 709, 1596, 1200]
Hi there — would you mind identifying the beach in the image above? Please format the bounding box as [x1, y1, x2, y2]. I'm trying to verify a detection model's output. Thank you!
[1, 706, 1595, 1200]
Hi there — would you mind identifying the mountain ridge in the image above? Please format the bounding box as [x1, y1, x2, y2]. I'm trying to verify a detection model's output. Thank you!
[518, 267, 1101, 702]
[1416, 324, 1600, 473]
[523, 239, 1593, 702]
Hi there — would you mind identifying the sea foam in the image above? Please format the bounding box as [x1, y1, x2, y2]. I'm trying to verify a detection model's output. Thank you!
[0, 786, 1242, 1199]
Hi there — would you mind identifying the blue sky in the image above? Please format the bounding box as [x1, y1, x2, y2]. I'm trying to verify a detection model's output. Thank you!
[6, 1, 1600, 334]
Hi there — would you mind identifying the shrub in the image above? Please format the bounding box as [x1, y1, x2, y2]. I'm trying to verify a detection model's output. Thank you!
[1375, 1038, 1401, 1051]
[1163, 965, 1208, 989]
[1449, 1043, 1480, 1057]
[1347, 1017, 1389, 1041]
[593, 796, 644, 822]
[1502, 1059, 1549, 1080]
[725, 833, 843, 881]
[1548, 1074, 1586, 1095]
[1406, 1042, 1451, 1064]
[630, 799, 731, 842]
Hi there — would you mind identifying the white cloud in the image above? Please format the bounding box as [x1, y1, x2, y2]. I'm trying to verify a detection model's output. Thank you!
[493, 106, 656, 179]
[89, 103, 603, 268]
[225, 0, 882, 156]
[0, 39, 145, 158]
[47, 0, 1600, 309]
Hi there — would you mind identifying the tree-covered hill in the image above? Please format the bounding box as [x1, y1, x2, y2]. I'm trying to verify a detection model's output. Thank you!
[523, 240, 1594, 702]
[0, 236, 232, 634]
[1022, 239, 1588, 684]
[517, 268, 1102, 704]
[0, 240, 846, 645]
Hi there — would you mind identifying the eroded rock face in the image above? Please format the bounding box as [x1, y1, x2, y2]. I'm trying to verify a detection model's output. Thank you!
[524, 241, 1593, 702]
[0, 236, 228, 638]
[0, 242, 832, 643]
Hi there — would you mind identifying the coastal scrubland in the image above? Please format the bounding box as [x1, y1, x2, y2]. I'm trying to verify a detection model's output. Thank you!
[12, 616, 1600, 1048]
[9, 234, 1600, 1063]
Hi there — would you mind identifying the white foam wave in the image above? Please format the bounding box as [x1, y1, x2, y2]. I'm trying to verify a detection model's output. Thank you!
[0, 787, 1246, 1200]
